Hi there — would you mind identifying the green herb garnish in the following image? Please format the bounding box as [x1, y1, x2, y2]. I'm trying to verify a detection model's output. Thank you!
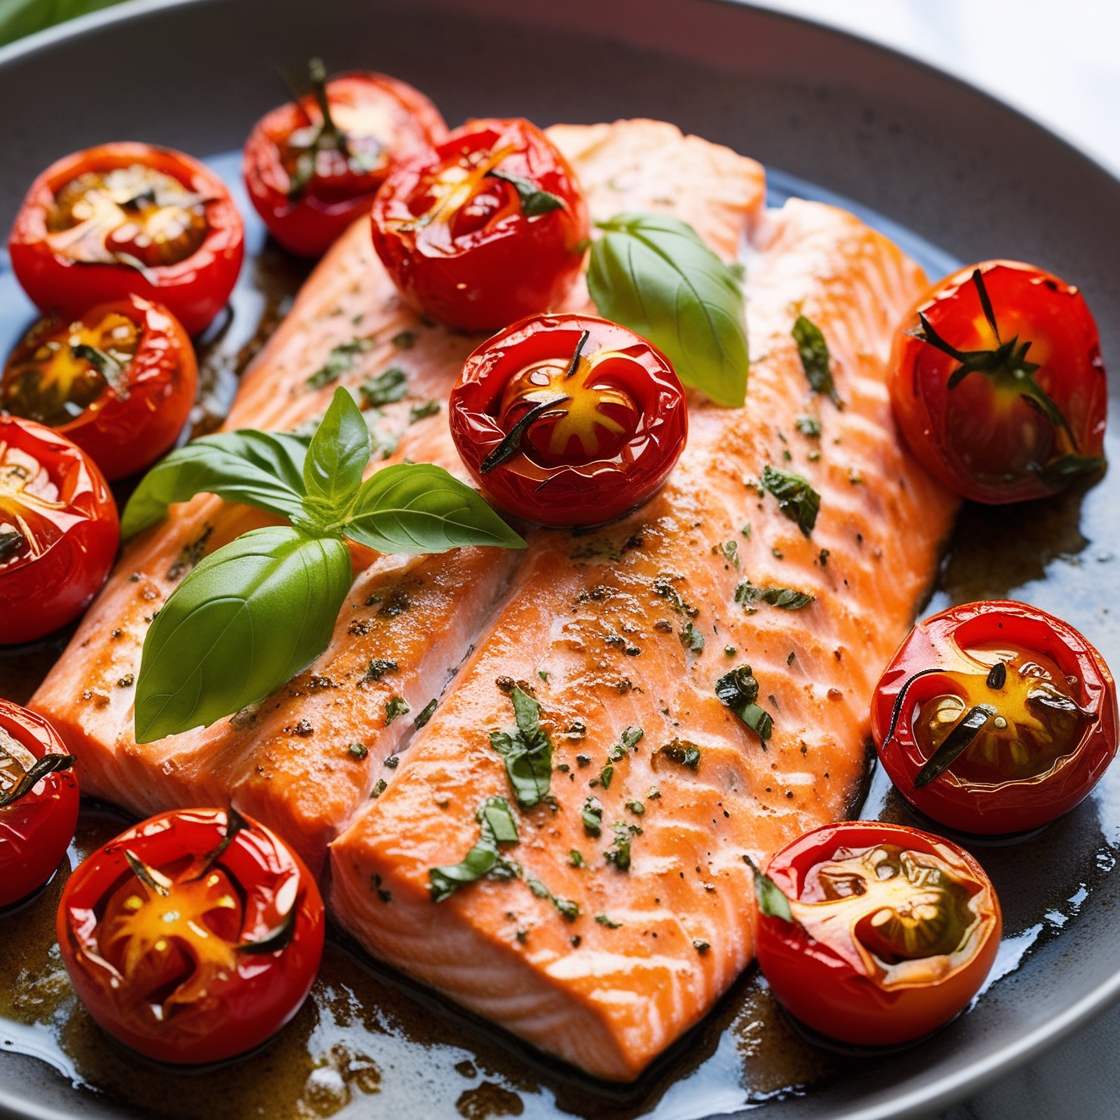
[489, 686, 554, 810]
[760, 465, 820, 537]
[359, 366, 408, 407]
[792, 315, 841, 407]
[655, 738, 701, 771]
[307, 337, 373, 389]
[429, 796, 520, 902]
[716, 667, 774, 742]
[734, 581, 814, 610]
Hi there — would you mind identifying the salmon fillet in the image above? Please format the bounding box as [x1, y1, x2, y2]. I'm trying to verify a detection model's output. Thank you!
[29, 120, 770, 874]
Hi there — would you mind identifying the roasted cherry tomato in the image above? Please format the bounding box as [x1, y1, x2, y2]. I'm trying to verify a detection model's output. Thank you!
[0, 699, 78, 908]
[0, 416, 118, 645]
[450, 314, 687, 526]
[57, 807, 325, 1064]
[752, 821, 1001, 1047]
[889, 261, 1107, 504]
[244, 59, 447, 258]
[2, 294, 198, 480]
[371, 117, 588, 331]
[9, 143, 244, 336]
[871, 600, 1117, 835]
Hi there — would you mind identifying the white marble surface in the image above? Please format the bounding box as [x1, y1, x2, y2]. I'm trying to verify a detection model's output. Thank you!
[745, 4, 1120, 1118]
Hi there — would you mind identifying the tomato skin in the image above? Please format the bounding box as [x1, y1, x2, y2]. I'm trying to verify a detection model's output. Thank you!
[9, 143, 244, 337]
[0, 416, 119, 645]
[0, 700, 78, 908]
[244, 71, 447, 258]
[888, 260, 1107, 504]
[371, 118, 589, 332]
[755, 822, 1001, 1047]
[57, 808, 325, 1065]
[450, 314, 687, 526]
[871, 600, 1118, 835]
[2, 294, 198, 480]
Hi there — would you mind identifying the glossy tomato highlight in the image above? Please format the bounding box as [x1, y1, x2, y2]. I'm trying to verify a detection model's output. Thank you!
[10, 143, 244, 336]
[244, 61, 447, 257]
[371, 118, 588, 331]
[57, 807, 325, 1065]
[450, 314, 687, 526]
[753, 822, 1001, 1047]
[2, 294, 198, 480]
[871, 600, 1118, 835]
[0, 699, 78, 908]
[889, 261, 1107, 504]
[0, 416, 118, 644]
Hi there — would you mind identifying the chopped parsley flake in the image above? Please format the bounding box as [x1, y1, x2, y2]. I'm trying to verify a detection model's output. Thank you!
[306, 336, 373, 389]
[761, 465, 820, 537]
[385, 696, 411, 725]
[359, 366, 408, 407]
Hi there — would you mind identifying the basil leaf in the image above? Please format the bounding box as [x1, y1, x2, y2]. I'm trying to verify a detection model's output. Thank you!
[744, 855, 793, 923]
[734, 581, 814, 610]
[760, 465, 820, 537]
[588, 212, 748, 407]
[489, 686, 554, 809]
[122, 430, 311, 539]
[581, 795, 604, 837]
[344, 463, 525, 554]
[792, 315, 841, 407]
[429, 795, 520, 902]
[302, 387, 371, 522]
[604, 821, 642, 871]
[655, 738, 701, 770]
[487, 168, 565, 217]
[359, 367, 408, 407]
[716, 667, 774, 742]
[134, 526, 352, 743]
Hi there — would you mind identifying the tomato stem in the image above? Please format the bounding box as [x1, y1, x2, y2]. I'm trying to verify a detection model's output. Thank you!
[564, 329, 591, 380]
[914, 703, 998, 788]
[0, 751, 73, 809]
[480, 394, 570, 474]
[188, 805, 249, 881]
[124, 848, 172, 897]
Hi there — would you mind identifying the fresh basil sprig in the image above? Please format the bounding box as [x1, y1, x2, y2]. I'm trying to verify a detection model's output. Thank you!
[587, 212, 748, 407]
[127, 388, 525, 743]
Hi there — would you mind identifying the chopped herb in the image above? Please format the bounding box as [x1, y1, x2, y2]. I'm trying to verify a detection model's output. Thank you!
[625, 799, 645, 816]
[740, 522, 752, 538]
[761, 465, 820, 537]
[569, 849, 586, 868]
[652, 574, 699, 617]
[556, 763, 570, 773]
[787, 650, 796, 665]
[792, 315, 841, 406]
[599, 764, 614, 789]
[117, 674, 135, 688]
[581, 795, 604, 837]
[734, 581, 814, 610]
[647, 787, 661, 800]
[429, 796, 520, 902]
[0, 751, 75, 810]
[680, 621, 705, 654]
[0, 529, 24, 563]
[414, 698, 437, 729]
[364, 658, 398, 682]
[795, 415, 822, 438]
[481, 394, 569, 474]
[489, 686, 554, 809]
[744, 854, 793, 922]
[392, 330, 416, 349]
[486, 166, 566, 216]
[385, 696, 411, 725]
[307, 336, 373, 389]
[553, 896, 581, 922]
[622, 726, 644, 750]
[384, 755, 399, 769]
[718, 540, 740, 569]
[348, 742, 368, 760]
[359, 366, 408, 407]
[576, 753, 591, 768]
[370, 778, 387, 799]
[716, 667, 774, 742]
[538, 669, 549, 682]
[693, 939, 711, 954]
[595, 913, 622, 929]
[655, 738, 701, 771]
[725, 646, 737, 657]
[818, 548, 830, 567]
[409, 400, 440, 423]
[372, 873, 391, 903]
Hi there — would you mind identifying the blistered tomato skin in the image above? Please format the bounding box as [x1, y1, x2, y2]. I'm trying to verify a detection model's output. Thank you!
[889, 260, 1107, 504]
[450, 314, 688, 527]
[871, 600, 1118, 835]
[754, 822, 1001, 1047]
[2, 294, 198, 481]
[371, 118, 589, 332]
[0, 416, 119, 645]
[9, 143, 244, 336]
[56, 808, 325, 1065]
[0, 699, 78, 908]
[244, 67, 447, 258]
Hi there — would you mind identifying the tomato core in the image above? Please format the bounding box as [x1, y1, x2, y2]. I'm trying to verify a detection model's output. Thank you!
[47, 165, 210, 270]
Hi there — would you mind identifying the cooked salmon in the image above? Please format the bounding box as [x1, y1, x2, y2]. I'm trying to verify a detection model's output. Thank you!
[30, 120, 772, 874]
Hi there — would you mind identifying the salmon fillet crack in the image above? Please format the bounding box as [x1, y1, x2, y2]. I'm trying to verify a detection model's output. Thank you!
[31, 119, 957, 1080]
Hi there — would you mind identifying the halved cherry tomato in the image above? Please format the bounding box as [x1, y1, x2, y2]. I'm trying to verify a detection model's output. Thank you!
[0, 699, 78, 908]
[888, 261, 1107, 504]
[57, 807, 325, 1064]
[0, 416, 118, 645]
[371, 117, 588, 331]
[752, 821, 1001, 1047]
[871, 600, 1117, 835]
[450, 314, 687, 526]
[2, 294, 198, 480]
[244, 60, 447, 258]
[9, 143, 244, 336]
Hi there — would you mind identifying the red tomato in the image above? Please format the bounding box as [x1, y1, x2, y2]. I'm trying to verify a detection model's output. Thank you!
[9, 143, 244, 337]
[244, 61, 447, 258]
[0, 416, 118, 644]
[450, 314, 687, 526]
[888, 261, 1107, 504]
[871, 600, 1118, 835]
[57, 807, 325, 1064]
[371, 118, 589, 331]
[2, 294, 198, 480]
[0, 699, 78, 908]
[753, 821, 1001, 1047]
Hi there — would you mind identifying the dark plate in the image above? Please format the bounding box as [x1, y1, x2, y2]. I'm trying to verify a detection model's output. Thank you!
[3, 1, 1120, 1118]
